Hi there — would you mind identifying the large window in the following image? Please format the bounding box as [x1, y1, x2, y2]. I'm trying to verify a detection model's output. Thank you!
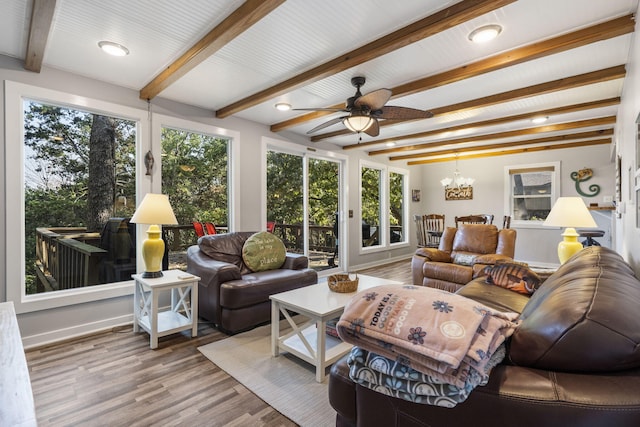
[505, 162, 560, 225]
[23, 100, 137, 294]
[360, 161, 409, 251]
[5, 81, 147, 312]
[161, 125, 230, 270]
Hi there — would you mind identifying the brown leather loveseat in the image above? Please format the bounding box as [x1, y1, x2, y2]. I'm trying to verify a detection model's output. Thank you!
[329, 246, 640, 426]
[412, 224, 516, 293]
[186, 231, 317, 334]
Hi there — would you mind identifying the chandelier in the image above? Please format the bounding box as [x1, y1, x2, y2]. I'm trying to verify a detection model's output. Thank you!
[440, 156, 474, 200]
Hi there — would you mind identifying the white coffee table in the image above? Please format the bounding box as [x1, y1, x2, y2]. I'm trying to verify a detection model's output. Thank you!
[270, 274, 403, 382]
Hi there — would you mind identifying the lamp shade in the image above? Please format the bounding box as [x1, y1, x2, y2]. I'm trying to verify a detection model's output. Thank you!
[543, 197, 596, 264]
[543, 197, 597, 228]
[130, 193, 178, 225]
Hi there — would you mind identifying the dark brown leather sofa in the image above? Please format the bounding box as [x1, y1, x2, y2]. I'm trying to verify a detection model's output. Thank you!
[329, 246, 640, 426]
[186, 232, 317, 334]
[412, 224, 517, 293]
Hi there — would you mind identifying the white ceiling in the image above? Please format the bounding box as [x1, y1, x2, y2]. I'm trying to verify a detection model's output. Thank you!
[1, 0, 637, 162]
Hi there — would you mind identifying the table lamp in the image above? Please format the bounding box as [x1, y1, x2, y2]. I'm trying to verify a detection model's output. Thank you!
[543, 197, 597, 264]
[130, 193, 178, 278]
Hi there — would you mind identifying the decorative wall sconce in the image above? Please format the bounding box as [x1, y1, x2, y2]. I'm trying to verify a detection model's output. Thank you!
[571, 167, 600, 197]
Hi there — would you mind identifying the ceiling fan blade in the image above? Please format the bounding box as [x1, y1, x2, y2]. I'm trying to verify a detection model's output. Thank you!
[375, 105, 434, 120]
[354, 88, 392, 110]
[363, 119, 380, 137]
[306, 116, 347, 134]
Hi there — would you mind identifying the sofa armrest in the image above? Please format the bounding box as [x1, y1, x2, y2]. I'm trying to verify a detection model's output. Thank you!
[281, 253, 309, 270]
[414, 247, 453, 262]
[186, 245, 242, 288]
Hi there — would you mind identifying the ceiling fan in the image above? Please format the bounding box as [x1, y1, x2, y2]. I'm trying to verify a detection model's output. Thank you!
[297, 76, 433, 138]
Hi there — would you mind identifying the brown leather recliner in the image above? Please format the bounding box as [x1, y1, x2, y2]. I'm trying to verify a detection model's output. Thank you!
[186, 232, 318, 334]
[411, 224, 516, 292]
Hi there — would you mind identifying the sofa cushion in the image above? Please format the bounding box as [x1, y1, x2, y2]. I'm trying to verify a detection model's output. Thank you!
[242, 231, 286, 272]
[452, 224, 498, 254]
[198, 231, 255, 274]
[510, 246, 640, 372]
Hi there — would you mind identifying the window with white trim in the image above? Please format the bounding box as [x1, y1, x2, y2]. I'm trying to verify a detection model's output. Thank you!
[505, 162, 560, 225]
[360, 161, 409, 250]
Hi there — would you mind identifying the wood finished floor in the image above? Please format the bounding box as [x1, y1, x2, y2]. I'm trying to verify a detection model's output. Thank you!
[25, 259, 413, 427]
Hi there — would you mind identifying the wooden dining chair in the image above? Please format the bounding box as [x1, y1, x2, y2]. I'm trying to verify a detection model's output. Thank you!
[424, 214, 445, 248]
[413, 214, 429, 247]
[503, 215, 511, 229]
[454, 214, 488, 228]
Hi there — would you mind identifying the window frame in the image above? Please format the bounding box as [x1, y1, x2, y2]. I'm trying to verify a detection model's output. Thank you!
[5, 81, 149, 313]
[359, 160, 410, 254]
[504, 161, 560, 228]
[261, 137, 348, 271]
[154, 114, 240, 233]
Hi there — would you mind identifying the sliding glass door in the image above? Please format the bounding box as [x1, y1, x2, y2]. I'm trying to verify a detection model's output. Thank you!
[266, 148, 343, 272]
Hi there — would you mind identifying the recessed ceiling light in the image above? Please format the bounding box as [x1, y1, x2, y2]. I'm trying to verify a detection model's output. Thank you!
[531, 116, 549, 124]
[468, 25, 502, 43]
[98, 41, 129, 57]
[385, 142, 396, 147]
[275, 102, 292, 111]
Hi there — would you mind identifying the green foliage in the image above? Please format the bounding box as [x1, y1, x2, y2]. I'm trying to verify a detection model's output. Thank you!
[22, 101, 136, 293]
[161, 128, 228, 225]
[361, 166, 381, 225]
[267, 151, 303, 224]
[266, 153, 340, 227]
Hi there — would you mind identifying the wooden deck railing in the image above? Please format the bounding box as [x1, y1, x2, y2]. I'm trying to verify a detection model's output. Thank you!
[35, 227, 106, 290]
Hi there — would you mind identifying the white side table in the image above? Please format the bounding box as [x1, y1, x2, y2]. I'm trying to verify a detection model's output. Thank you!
[133, 270, 200, 349]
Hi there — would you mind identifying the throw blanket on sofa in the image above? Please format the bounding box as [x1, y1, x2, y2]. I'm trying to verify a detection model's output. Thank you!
[347, 345, 506, 407]
[336, 284, 519, 388]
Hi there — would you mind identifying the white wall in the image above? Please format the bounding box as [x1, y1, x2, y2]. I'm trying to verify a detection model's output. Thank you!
[615, 1, 640, 274]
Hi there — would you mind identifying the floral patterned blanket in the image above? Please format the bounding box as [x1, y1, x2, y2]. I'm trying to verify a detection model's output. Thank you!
[336, 284, 519, 388]
[347, 344, 506, 407]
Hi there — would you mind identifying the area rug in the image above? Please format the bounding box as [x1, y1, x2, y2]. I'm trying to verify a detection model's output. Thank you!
[198, 321, 335, 427]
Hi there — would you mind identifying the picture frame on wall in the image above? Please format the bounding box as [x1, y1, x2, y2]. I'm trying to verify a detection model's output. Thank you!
[412, 189, 421, 202]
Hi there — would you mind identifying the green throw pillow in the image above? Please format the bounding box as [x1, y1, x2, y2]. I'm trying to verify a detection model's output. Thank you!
[242, 231, 286, 272]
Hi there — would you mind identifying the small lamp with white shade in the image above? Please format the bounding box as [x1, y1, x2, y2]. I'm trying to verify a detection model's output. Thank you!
[130, 193, 178, 278]
[543, 197, 597, 264]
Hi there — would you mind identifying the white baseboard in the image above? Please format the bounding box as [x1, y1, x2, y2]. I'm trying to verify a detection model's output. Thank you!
[21, 314, 133, 350]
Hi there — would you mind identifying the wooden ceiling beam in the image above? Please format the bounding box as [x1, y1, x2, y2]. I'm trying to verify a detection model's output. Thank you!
[216, 0, 515, 118]
[343, 97, 620, 150]
[302, 14, 633, 140]
[25, 0, 57, 72]
[139, 0, 285, 101]
[387, 116, 616, 160]
[407, 139, 611, 165]
[393, 129, 612, 160]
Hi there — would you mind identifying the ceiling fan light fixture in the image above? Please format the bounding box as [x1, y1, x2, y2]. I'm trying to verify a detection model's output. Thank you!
[344, 115, 374, 133]
[98, 41, 129, 56]
[275, 102, 291, 111]
[468, 25, 502, 43]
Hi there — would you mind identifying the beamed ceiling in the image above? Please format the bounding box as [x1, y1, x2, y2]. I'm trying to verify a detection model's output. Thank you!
[2, 0, 638, 164]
